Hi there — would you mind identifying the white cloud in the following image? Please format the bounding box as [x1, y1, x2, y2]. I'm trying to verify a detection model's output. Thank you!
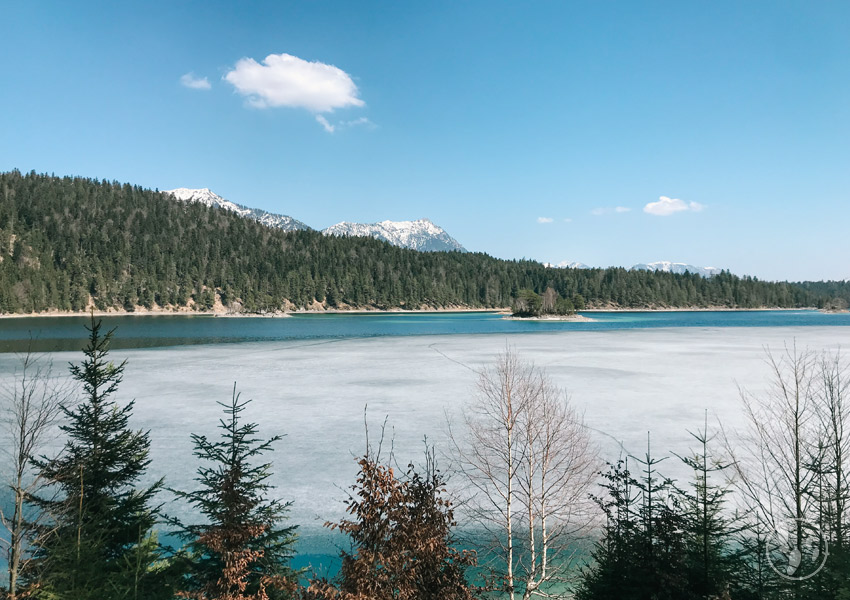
[313, 115, 377, 133]
[344, 117, 375, 129]
[592, 207, 630, 216]
[537, 217, 554, 224]
[643, 196, 705, 216]
[224, 53, 364, 112]
[563, 218, 572, 223]
[315, 115, 335, 133]
[180, 73, 211, 90]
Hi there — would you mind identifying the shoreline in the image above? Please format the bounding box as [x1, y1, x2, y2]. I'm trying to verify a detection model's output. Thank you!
[581, 306, 817, 313]
[0, 305, 822, 320]
[502, 314, 597, 322]
[0, 306, 510, 319]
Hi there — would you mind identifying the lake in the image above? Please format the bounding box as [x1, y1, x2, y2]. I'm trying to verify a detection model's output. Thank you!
[1, 309, 849, 353]
[1, 310, 849, 573]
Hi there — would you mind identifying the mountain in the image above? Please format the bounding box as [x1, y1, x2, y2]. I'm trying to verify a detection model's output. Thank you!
[546, 260, 719, 276]
[322, 219, 466, 252]
[166, 188, 310, 232]
[166, 189, 466, 252]
[545, 261, 590, 269]
[632, 261, 722, 278]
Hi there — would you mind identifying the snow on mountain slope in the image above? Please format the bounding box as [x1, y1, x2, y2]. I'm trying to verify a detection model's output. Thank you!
[547, 259, 722, 277]
[165, 188, 310, 232]
[545, 260, 590, 269]
[631, 261, 722, 277]
[322, 219, 466, 252]
[164, 189, 466, 252]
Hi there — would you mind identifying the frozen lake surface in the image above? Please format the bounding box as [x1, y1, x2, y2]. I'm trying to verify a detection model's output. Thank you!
[1, 320, 849, 570]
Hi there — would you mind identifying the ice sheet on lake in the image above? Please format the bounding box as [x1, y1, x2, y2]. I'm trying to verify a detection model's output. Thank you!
[1, 326, 848, 556]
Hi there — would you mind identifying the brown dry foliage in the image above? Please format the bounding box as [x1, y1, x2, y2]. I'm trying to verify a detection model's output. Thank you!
[180, 524, 297, 600]
[302, 453, 477, 600]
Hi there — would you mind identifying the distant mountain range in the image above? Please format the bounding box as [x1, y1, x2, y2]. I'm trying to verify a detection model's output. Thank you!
[547, 260, 722, 278]
[167, 189, 718, 273]
[545, 261, 591, 269]
[323, 219, 465, 252]
[632, 261, 722, 278]
[166, 188, 464, 252]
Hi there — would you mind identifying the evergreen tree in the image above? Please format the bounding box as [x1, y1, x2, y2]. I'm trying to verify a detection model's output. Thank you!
[676, 414, 742, 598]
[631, 435, 689, 599]
[734, 519, 781, 600]
[576, 437, 689, 600]
[25, 315, 168, 600]
[171, 385, 298, 600]
[576, 460, 641, 600]
[511, 289, 543, 316]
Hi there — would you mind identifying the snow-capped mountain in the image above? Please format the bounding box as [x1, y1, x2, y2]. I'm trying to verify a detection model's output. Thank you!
[322, 219, 466, 252]
[632, 261, 722, 277]
[165, 188, 310, 232]
[163, 189, 466, 252]
[545, 261, 590, 269]
[546, 259, 722, 277]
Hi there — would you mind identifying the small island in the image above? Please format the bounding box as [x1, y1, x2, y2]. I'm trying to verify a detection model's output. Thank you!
[506, 288, 595, 321]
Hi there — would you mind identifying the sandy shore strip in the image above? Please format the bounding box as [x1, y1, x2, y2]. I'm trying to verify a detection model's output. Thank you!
[581, 306, 816, 312]
[0, 305, 822, 320]
[502, 314, 597, 322]
[0, 306, 510, 319]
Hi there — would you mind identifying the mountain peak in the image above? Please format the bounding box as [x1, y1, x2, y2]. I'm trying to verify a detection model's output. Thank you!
[545, 260, 590, 269]
[163, 189, 466, 252]
[323, 219, 466, 252]
[632, 261, 721, 277]
[164, 188, 310, 232]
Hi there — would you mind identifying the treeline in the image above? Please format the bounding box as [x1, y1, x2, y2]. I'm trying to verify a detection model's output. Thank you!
[3, 322, 850, 598]
[511, 287, 586, 316]
[0, 170, 835, 314]
[795, 281, 850, 310]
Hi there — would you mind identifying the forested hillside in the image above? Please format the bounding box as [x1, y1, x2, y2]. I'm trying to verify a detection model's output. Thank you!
[0, 170, 836, 314]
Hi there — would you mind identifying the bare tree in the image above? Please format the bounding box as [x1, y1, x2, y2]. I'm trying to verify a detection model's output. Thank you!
[728, 345, 820, 526]
[816, 349, 850, 550]
[724, 343, 825, 595]
[451, 349, 597, 599]
[540, 288, 558, 315]
[0, 350, 68, 599]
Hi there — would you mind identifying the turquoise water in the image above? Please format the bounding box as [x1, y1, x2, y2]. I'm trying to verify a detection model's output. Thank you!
[0, 309, 848, 352]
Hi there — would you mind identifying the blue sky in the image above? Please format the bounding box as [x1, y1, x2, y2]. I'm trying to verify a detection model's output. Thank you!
[1, 1, 848, 280]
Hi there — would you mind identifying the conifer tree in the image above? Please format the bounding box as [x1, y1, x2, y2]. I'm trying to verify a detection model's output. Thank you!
[26, 315, 167, 600]
[631, 434, 689, 598]
[172, 386, 298, 600]
[676, 414, 742, 598]
[576, 460, 640, 600]
[577, 437, 689, 600]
